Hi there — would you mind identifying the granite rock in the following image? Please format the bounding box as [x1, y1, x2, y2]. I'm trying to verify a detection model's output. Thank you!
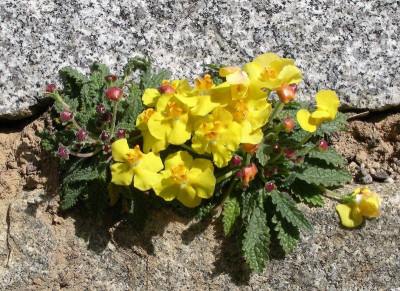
[1, 184, 399, 289]
[1, 0, 399, 119]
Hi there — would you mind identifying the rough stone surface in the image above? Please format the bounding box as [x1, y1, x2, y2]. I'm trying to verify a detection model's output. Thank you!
[1, 183, 399, 290]
[1, 0, 399, 119]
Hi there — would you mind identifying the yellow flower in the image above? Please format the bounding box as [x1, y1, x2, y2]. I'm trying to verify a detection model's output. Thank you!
[243, 53, 302, 92]
[110, 139, 163, 191]
[336, 186, 382, 228]
[297, 90, 340, 132]
[192, 107, 242, 168]
[189, 74, 220, 116]
[219, 66, 250, 100]
[142, 79, 192, 107]
[136, 108, 168, 153]
[153, 151, 216, 208]
[147, 92, 196, 145]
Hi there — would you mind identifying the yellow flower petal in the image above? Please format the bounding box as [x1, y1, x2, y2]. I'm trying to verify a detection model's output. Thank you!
[168, 117, 191, 145]
[111, 138, 130, 162]
[219, 66, 240, 77]
[142, 130, 168, 153]
[213, 141, 233, 168]
[278, 64, 303, 85]
[191, 95, 219, 116]
[189, 160, 215, 199]
[164, 151, 193, 171]
[147, 111, 171, 140]
[153, 172, 179, 201]
[315, 90, 339, 120]
[142, 88, 161, 107]
[311, 109, 331, 120]
[253, 53, 279, 67]
[240, 121, 263, 144]
[336, 204, 363, 228]
[140, 152, 163, 173]
[133, 167, 161, 191]
[226, 70, 250, 85]
[110, 162, 134, 186]
[297, 109, 318, 132]
[177, 185, 202, 208]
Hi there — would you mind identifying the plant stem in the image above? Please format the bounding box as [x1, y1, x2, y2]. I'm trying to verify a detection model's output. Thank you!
[110, 100, 118, 137]
[267, 100, 285, 124]
[216, 180, 238, 212]
[216, 170, 234, 183]
[268, 151, 283, 164]
[69, 147, 101, 158]
[297, 132, 313, 148]
[313, 184, 343, 201]
[128, 134, 142, 143]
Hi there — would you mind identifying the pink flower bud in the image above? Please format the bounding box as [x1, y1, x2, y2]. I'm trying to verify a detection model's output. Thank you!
[289, 83, 298, 93]
[158, 84, 177, 95]
[263, 169, 271, 177]
[46, 84, 56, 93]
[96, 104, 106, 114]
[265, 182, 275, 192]
[104, 75, 117, 83]
[283, 117, 295, 132]
[235, 170, 243, 180]
[101, 111, 112, 122]
[241, 163, 258, 184]
[104, 144, 111, 153]
[230, 156, 243, 167]
[100, 131, 110, 141]
[318, 139, 328, 152]
[57, 145, 69, 158]
[60, 110, 73, 122]
[105, 86, 123, 101]
[116, 128, 126, 139]
[277, 84, 295, 103]
[272, 167, 279, 174]
[295, 156, 302, 163]
[76, 128, 88, 142]
[284, 148, 295, 159]
[273, 145, 280, 153]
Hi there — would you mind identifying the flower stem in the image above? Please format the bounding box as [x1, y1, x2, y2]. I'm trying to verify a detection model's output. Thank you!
[110, 100, 118, 137]
[69, 147, 101, 158]
[268, 100, 285, 124]
[216, 170, 234, 183]
[128, 134, 142, 143]
[297, 132, 313, 148]
[313, 184, 343, 201]
[268, 151, 283, 164]
[215, 180, 238, 213]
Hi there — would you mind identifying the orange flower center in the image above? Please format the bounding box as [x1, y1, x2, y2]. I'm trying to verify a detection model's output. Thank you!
[141, 108, 155, 123]
[195, 74, 214, 95]
[232, 100, 249, 121]
[126, 145, 143, 166]
[262, 67, 277, 80]
[171, 163, 188, 185]
[203, 121, 222, 141]
[167, 102, 183, 117]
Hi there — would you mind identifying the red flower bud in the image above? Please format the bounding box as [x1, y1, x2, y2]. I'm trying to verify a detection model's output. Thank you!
[289, 83, 298, 93]
[241, 143, 260, 155]
[60, 110, 73, 122]
[104, 75, 117, 83]
[96, 104, 106, 114]
[276, 84, 295, 103]
[105, 86, 123, 101]
[241, 163, 258, 184]
[263, 169, 271, 177]
[76, 128, 88, 142]
[101, 111, 112, 122]
[117, 128, 126, 139]
[230, 156, 243, 167]
[104, 144, 111, 153]
[283, 117, 295, 132]
[100, 131, 110, 141]
[272, 167, 278, 174]
[273, 145, 281, 153]
[235, 170, 243, 180]
[46, 84, 56, 93]
[284, 148, 295, 159]
[158, 84, 177, 95]
[318, 139, 328, 152]
[57, 145, 69, 159]
[295, 156, 302, 163]
[265, 182, 275, 192]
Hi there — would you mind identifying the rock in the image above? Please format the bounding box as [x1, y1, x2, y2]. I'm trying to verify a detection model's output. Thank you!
[384, 177, 394, 184]
[1, 184, 400, 289]
[1, 1, 399, 119]
[371, 170, 390, 181]
[359, 174, 373, 184]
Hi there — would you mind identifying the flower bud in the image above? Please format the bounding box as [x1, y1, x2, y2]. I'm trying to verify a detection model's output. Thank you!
[235, 170, 243, 180]
[273, 145, 280, 153]
[100, 131, 110, 141]
[104, 75, 117, 83]
[101, 111, 112, 122]
[57, 145, 69, 159]
[116, 128, 126, 139]
[76, 128, 88, 142]
[241, 143, 259, 155]
[46, 84, 56, 93]
[277, 84, 295, 103]
[96, 104, 106, 114]
[318, 139, 328, 152]
[284, 148, 295, 159]
[265, 182, 275, 192]
[263, 169, 271, 177]
[158, 84, 177, 95]
[105, 86, 123, 101]
[230, 156, 243, 167]
[272, 167, 279, 174]
[289, 83, 298, 93]
[241, 163, 258, 184]
[241, 183, 249, 189]
[104, 144, 111, 153]
[60, 110, 73, 122]
[295, 156, 302, 163]
[283, 117, 295, 132]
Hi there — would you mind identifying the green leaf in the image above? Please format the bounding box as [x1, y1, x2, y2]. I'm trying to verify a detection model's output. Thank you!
[39, 131, 56, 152]
[307, 148, 346, 167]
[91, 61, 110, 77]
[290, 179, 325, 206]
[63, 167, 100, 185]
[256, 141, 272, 166]
[295, 165, 352, 187]
[272, 215, 299, 253]
[204, 63, 227, 71]
[315, 112, 347, 135]
[61, 184, 85, 209]
[278, 129, 309, 148]
[242, 206, 270, 273]
[86, 180, 109, 223]
[240, 190, 258, 221]
[223, 196, 240, 235]
[194, 200, 217, 219]
[270, 190, 312, 232]
[142, 68, 171, 89]
[279, 172, 297, 188]
[59, 67, 88, 87]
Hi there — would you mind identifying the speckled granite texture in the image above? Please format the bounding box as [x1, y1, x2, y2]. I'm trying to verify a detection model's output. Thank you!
[0, 0, 399, 119]
[0, 183, 399, 289]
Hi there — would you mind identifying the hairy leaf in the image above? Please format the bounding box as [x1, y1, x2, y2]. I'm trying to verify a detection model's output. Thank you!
[295, 166, 352, 187]
[61, 184, 85, 209]
[307, 148, 346, 167]
[194, 200, 217, 219]
[223, 196, 240, 235]
[270, 190, 312, 232]
[242, 206, 270, 273]
[290, 179, 325, 206]
[315, 112, 347, 135]
[272, 215, 299, 253]
[63, 167, 100, 185]
[256, 141, 272, 166]
[39, 131, 56, 152]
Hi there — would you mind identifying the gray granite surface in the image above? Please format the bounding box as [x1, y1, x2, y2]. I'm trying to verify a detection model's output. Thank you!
[0, 0, 399, 119]
[0, 183, 399, 290]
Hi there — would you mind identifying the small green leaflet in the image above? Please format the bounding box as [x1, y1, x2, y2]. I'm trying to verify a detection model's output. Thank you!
[222, 196, 240, 235]
[272, 215, 299, 253]
[307, 148, 346, 167]
[295, 166, 352, 187]
[290, 179, 325, 207]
